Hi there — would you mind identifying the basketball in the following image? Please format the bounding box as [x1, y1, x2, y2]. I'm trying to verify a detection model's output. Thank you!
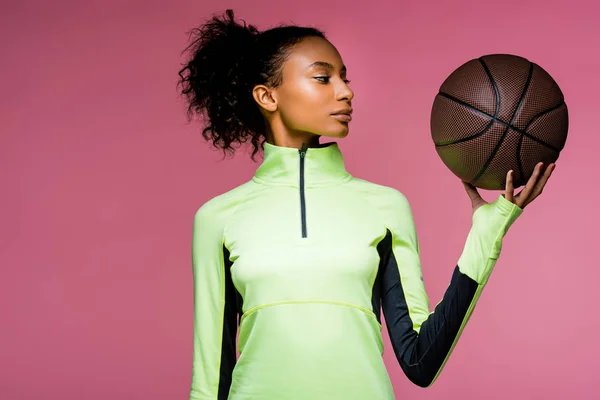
[430, 54, 568, 190]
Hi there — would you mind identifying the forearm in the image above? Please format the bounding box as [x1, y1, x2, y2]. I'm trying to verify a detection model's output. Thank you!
[386, 265, 480, 388]
[384, 194, 523, 387]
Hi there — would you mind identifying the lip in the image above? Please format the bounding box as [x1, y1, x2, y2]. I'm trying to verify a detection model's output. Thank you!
[331, 108, 353, 122]
[331, 113, 352, 122]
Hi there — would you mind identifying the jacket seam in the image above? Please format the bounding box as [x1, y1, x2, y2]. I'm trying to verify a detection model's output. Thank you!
[240, 299, 383, 329]
[221, 182, 262, 242]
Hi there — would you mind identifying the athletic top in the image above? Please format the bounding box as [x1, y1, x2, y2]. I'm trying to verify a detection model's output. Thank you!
[189, 141, 523, 400]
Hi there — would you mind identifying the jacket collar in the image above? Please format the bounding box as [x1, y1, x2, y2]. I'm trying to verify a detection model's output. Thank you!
[252, 141, 351, 187]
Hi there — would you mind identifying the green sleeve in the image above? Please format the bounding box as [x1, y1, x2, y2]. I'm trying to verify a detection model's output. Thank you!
[190, 203, 235, 400]
[457, 194, 524, 285]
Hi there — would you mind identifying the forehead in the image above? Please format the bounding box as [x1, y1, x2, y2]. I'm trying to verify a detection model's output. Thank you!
[284, 36, 344, 71]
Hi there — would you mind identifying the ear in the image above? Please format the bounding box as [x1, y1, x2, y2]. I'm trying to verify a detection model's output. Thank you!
[252, 84, 277, 113]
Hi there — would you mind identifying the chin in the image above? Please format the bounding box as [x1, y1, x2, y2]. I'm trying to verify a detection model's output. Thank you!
[321, 125, 350, 139]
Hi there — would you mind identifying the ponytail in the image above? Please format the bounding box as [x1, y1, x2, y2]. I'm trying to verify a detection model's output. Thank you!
[177, 9, 326, 160]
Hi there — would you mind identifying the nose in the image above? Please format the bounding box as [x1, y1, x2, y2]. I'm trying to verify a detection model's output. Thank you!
[336, 81, 354, 102]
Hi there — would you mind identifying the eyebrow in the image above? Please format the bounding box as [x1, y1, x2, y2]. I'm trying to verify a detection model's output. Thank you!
[308, 61, 347, 73]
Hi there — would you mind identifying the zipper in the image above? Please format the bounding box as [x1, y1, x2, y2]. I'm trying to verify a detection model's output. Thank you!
[299, 142, 308, 238]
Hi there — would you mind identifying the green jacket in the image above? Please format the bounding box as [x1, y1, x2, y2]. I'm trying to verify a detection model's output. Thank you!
[190, 141, 523, 399]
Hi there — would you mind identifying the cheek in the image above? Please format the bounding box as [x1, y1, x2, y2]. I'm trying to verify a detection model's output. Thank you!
[295, 81, 329, 105]
[279, 82, 329, 126]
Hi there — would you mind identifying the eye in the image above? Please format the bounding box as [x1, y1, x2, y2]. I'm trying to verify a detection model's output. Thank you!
[315, 76, 351, 84]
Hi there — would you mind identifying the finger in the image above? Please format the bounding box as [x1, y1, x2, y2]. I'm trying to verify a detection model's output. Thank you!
[527, 162, 556, 202]
[515, 162, 544, 207]
[505, 170, 515, 203]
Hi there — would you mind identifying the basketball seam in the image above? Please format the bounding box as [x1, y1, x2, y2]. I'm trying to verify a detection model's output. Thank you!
[480, 56, 501, 119]
[434, 93, 494, 146]
[516, 129, 525, 185]
[434, 94, 564, 152]
[432, 58, 499, 148]
[524, 101, 566, 137]
[472, 60, 534, 184]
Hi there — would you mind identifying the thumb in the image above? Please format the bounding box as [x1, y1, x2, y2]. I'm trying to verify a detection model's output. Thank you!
[462, 181, 485, 208]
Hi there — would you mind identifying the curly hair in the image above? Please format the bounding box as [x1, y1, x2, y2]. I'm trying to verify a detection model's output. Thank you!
[177, 9, 326, 160]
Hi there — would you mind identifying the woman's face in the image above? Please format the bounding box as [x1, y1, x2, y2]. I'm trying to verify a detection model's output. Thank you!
[255, 36, 354, 143]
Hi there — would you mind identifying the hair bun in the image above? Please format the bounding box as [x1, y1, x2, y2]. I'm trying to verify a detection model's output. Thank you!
[193, 9, 258, 65]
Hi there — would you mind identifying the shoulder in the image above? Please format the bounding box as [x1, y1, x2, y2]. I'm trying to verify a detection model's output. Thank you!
[194, 180, 258, 228]
[348, 177, 412, 212]
[347, 177, 417, 237]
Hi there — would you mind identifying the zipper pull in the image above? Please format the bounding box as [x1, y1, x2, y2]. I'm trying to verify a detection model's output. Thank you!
[299, 142, 308, 157]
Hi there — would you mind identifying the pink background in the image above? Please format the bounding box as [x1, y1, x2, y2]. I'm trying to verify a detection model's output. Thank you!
[2, 0, 599, 398]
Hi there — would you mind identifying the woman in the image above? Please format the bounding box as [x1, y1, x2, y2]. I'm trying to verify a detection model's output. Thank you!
[177, 9, 554, 400]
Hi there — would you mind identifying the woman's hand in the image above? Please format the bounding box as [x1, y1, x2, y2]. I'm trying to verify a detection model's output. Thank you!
[462, 162, 556, 214]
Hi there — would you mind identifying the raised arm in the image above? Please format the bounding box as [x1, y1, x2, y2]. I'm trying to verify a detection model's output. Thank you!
[378, 191, 522, 387]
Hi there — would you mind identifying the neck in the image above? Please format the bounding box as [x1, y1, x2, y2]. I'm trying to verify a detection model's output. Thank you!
[263, 121, 323, 150]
